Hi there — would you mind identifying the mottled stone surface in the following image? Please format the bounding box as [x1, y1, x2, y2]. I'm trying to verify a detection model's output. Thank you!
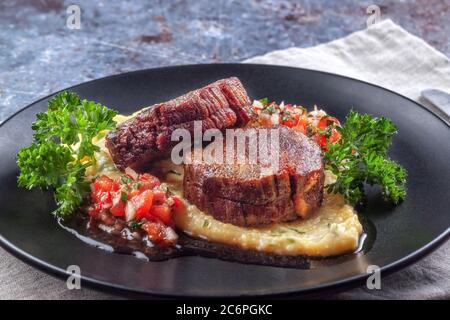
[0, 0, 449, 121]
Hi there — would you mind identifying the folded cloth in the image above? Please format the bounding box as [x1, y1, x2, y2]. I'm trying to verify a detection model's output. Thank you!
[245, 19, 450, 103]
[245, 19, 450, 300]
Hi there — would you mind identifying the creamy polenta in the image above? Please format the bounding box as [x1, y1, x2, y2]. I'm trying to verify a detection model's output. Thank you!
[163, 159, 363, 257]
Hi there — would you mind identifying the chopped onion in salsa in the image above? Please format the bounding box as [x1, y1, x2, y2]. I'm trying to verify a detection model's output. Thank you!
[87, 170, 186, 246]
[251, 99, 341, 149]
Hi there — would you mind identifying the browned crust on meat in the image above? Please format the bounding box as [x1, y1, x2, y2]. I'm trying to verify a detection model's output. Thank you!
[183, 126, 325, 226]
[105, 77, 251, 170]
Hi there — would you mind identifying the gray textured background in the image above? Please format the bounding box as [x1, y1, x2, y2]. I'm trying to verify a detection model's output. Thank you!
[0, 0, 449, 299]
[1, 0, 449, 122]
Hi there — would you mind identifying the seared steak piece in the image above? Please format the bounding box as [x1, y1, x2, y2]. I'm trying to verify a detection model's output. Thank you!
[183, 126, 325, 226]
[106, 77, 251, 170]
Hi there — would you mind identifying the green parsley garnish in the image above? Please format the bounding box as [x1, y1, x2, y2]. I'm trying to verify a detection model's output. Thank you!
[269, 229, 287, 237]
[120, 190, 128, 202]
[121, 175, 133, 184]
[17, 91, 117, 217]
[324, 110, 407, 206]
[286, 227, 306, 235]
[128, 220, 145, 230]
[264, 105, 277, 114]
[259, 97, 269, 107]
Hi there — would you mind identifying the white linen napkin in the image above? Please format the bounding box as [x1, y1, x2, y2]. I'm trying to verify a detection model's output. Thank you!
[245, 19, 450, 103]
[245, 19, 450, 300]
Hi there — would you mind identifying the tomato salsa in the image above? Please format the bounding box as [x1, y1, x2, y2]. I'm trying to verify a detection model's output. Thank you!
[251, 99, 341, 149]
[87, 169, 186, 246]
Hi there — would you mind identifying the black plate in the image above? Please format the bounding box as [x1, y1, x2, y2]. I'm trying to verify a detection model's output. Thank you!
[0, 64, 449, 298]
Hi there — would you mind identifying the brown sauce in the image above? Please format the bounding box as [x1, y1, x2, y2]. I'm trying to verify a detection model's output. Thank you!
[59, 212, 375, 269]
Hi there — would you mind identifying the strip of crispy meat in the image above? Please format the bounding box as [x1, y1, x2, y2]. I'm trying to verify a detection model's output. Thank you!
[106, 77, 252, 170]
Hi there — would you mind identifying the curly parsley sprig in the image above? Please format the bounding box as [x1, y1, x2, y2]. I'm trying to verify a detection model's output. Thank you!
[324, 110, 407, 206]
[17, 91, 117, 217]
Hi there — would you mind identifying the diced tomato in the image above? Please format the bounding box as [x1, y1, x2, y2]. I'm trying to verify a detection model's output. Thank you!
[91, 176, 120, 206]
[91, 190, 101, 203]
[139, 173, 161, 189]
[92, 175, 120, 193]
[329, 129, 342, 144]
[139, 173, 153, 181]
[316, 116, 342, 148]
[315, 134, 328, 148]
[95, 202, 103, 211]
[317, 116, 340, 130]
[291, 113, 301, 121]
[137, 183, 157, 194]
[88, 171, 181, 232]
[152, 190, 167, 205]
[150, 204, 172, 225]
[101, 191, 113, 204]
[315, 130, 341, 148]
[91, 190, 113, 209]
[110, 195, 125, 217]
[132, 190, 154, 220]
[128, 189, 141, 199]
[141, 221, 167, 243]
[282, 118, 296, 128]
[293, 115, 309, 134]
[171, 196, 186, 216]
